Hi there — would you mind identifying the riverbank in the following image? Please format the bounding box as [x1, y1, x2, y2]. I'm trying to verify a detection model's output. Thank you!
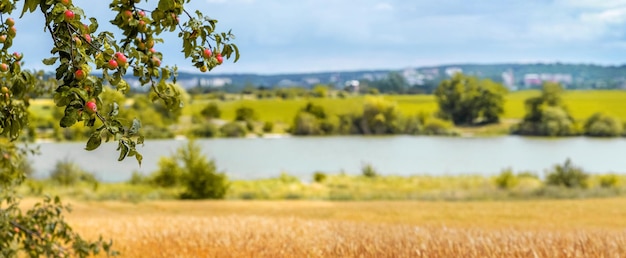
[21, 171, 626, 202]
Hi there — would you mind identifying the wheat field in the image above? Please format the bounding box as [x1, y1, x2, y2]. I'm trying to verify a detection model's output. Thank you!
[38, 198, 626, 257]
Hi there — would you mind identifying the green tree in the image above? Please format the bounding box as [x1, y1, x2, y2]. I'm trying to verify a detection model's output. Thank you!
[235, 106, 257, 121]
[513, 82, 578, 136]
[359, 96, 400, 134]
[311, 84, 330, 98]
[177, 140, 229, 199]
[434, 73, 507, 125]
[584, 113, 623, 137]
[371, 72, 408, 93]
[200, 102, 221, 119]
[0, 0, 239, 256]
[545, 159, 589, 188]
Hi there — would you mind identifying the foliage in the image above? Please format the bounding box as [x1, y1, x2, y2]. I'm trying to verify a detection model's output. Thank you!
[150, 156, 183, 188]
[361, 163, 378, 178]
[313, 171, 327, 183]
[0, 0, 239, 255]
[262, 121, 274, 133]
[235, 106, 257, 121]
[200, 102, 221, 119]
[435, 73, 507, 125]
[220, 121, 247, 137]
[584, 113, 623, 137]
[311, 84, 330, 98]
[494, 169, 519, 189]
[357, 96, 401, 134]
[545, 159, 589, 188]
[190, 120, 218, 138]
[49, 158, 98, 186]
[369, 72, 408, 93]
[177, 140, 229, 199]
[512, 83, 579, 136]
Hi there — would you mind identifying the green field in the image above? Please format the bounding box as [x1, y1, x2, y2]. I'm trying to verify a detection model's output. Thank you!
[184, 90, 626, 124]
[30, 90, 626, 135]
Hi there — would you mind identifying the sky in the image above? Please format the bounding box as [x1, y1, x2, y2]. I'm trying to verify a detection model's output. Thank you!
[9, 0, 626, 74]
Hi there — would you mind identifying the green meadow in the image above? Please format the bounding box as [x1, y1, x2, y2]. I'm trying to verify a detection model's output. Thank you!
[184, 90, 626, 124]
[30, 90, 626, 133]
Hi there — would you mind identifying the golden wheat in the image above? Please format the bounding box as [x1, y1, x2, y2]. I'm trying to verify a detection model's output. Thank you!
[51, 198, 626, 257]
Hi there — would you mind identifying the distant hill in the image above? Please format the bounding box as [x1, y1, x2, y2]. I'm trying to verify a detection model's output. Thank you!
[124, 63, 626, 92]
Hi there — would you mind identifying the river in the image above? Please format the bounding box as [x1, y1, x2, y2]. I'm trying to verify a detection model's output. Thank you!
[30, 136, 626, 182]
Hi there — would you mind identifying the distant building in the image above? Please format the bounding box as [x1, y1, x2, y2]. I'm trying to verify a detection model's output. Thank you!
[524, 74, 542, 87]
[523, 73, 572, 88]
[344, 80, 360, 93]
[501, 69, 515, 90]
[445, 67, 463, 77]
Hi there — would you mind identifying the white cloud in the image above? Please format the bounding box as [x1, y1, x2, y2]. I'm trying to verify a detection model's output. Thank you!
[374, 2, 393, 11]
[580, 8, 626, 24]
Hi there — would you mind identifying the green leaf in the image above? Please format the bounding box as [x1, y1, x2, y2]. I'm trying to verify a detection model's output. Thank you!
[129, 118, 141, 136]
[85, 133, 102, 151]
[135, 152, 143, 166]
[117, 141, 129, 161]
[42, 57, 58, 65]
[231, 44, 240, 62]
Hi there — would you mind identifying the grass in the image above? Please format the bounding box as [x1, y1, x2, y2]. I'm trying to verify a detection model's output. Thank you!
[185, 90, 626, 124]
[41, 198, 626, 257]
[27, 90, 626, 136]
[22, 172, 626, 202]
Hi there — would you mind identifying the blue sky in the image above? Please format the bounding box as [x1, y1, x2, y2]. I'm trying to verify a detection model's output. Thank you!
[10, 0, 626, 74]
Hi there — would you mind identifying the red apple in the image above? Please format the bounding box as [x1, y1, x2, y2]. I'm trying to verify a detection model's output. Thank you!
[203, 48, 212, 59]
[138, 11, 146, 17]
[74, 69, 85, 80]
[59, 0, 71, 6]
[149, 48, 156, 53]
[5, 18, 14, 27]
[64, 10, 75, 21]
[85, 101, 97, 113]
[115, 52, 128, 66]
[0, 35, 7, 43]
[123, 10, 133, 20]
[73, 36, 81, 47]
[13, 52, 21, 61]
[0, 64, 7, 72]
[83, 34, 91, 43]
[108, 59, 118, 69]
[216, 53, 223, 64]
[151, 56, 161, 67]
[138, 20, 147, 32]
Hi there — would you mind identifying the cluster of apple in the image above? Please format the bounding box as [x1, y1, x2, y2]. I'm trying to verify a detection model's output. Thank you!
[198, 47, 223, 73]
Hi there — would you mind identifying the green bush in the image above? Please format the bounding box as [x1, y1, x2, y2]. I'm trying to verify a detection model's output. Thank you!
[292, 112, 321, 135]
[150, 156, 184, 187]
[179, 140, 229, 199]
[200, 102, 221, 119]
[235, 106, 257, 121]
[362, 163, 378, 178]
[220, 121, 248, 137]
[584, 113, 623, 137]
[128, 171, 148, 185]
[598, 174, 619, 188]
[423, 117, 457, 136]
[49, 158, 98, 186]
[262, 121, 274, 133]
[545, 159, 589, 188]
[313, 172, 327, 183]
[494, 169, 519, 189]
[191, 121, 219, 138]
